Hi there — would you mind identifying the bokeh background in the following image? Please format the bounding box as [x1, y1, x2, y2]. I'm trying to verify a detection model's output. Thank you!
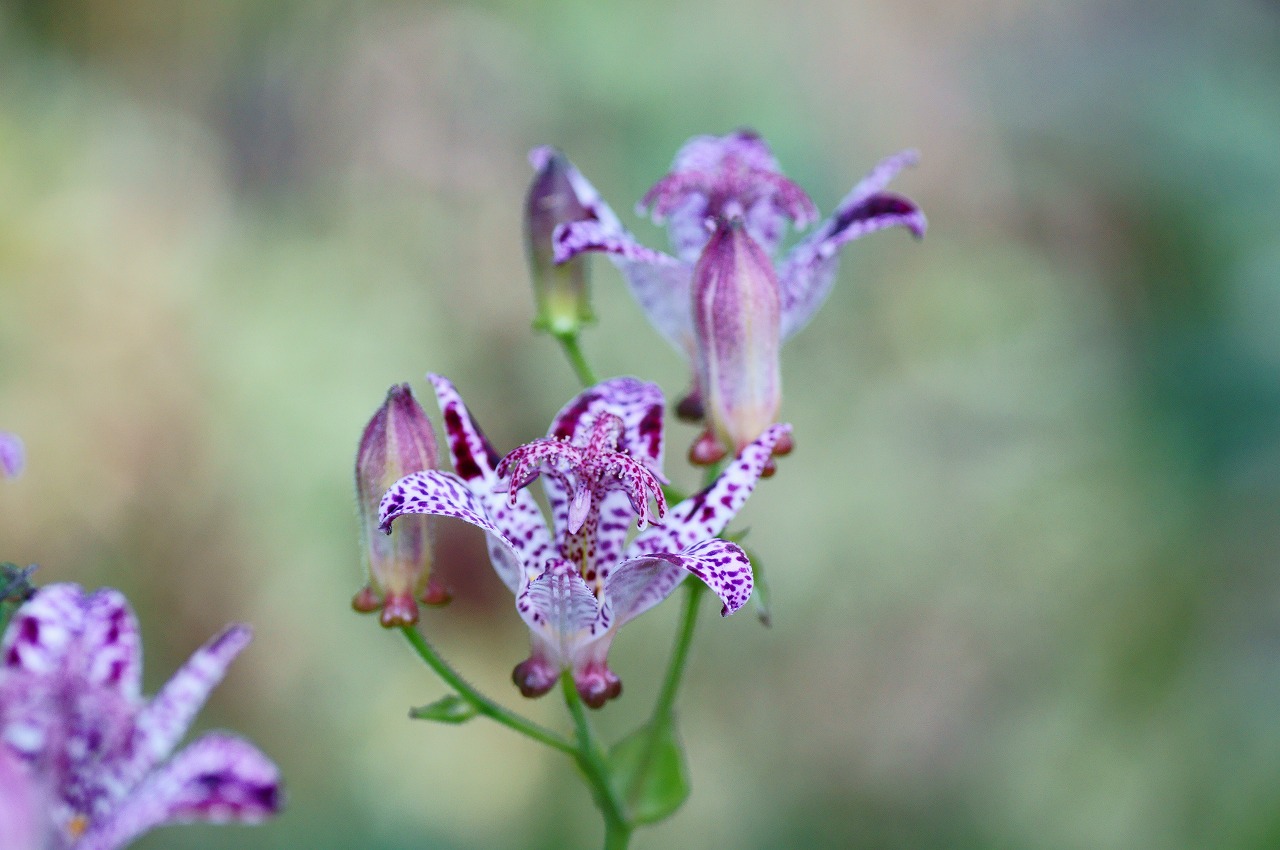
[2, 0, 1279, 847]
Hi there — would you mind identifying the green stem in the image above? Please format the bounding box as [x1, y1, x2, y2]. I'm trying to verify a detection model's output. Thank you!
[651, 580, 705, 723]
[555, 333, 600, 387]
[399, 626, 574, 755]
[562, 677, 632, 849]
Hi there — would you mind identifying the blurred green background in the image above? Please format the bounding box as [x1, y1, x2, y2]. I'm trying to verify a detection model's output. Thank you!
[2, 0, 1279, 848]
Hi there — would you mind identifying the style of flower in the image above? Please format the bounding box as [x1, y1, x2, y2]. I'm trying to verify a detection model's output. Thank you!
[379, 374, 789, 708]
[545, 129, 925, 466]
[0, 583, 282, 850]
[1, 431, 24, 478]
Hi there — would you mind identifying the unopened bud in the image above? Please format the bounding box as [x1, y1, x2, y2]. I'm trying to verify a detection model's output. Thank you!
[354, 385, 446, 627]
[525, 147, 594, 337]
[691, 219, 783, 464]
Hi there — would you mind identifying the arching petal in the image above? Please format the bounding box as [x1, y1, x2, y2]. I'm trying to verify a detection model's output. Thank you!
[607, 538, 754, 627]
[779, 150, 926, 340]
[117, 625, 251, 790]
[76, 734, 282, 850]
[628, 424, 790, 557]
[1, 583, 85, 677]
[426, 374, 503, 484]
[80, 588, 144, 699]
[379, 470, 548, 593]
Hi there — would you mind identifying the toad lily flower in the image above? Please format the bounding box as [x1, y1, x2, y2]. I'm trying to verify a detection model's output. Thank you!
[379, 374, 789, 708]
[0, 584, 282, 850]
[548, 129, 925, 467]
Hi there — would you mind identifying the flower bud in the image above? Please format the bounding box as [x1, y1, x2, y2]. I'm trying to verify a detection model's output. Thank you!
[691, 219, 783, 465]
[354, 384, 447, 626]
[525, 147, 594, 337]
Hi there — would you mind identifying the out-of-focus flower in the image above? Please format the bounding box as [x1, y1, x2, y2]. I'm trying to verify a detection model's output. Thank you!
[550, 130, 925, 466]
[353, 384, 449, 627]
[525, 146, 599, 337]
[0, 744, 50, 850]
[0, 583, 282, 850]
[379, 375, 788, 707]
[1, 432, 24, 478]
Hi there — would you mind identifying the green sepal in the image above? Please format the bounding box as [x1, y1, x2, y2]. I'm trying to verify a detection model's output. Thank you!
[607, 718, 690, 825]
[409, 694, 479, 724]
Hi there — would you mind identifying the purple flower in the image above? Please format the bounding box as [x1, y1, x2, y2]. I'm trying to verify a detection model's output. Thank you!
[525, 146, 597, 337]
[546, 130, 925, 468]
[0, 744, 50, 850]
[0, 584, 282, 850]
[352, 384, 450, 627]
[1, 432, 24, 479]
[379, 375, 788, 708]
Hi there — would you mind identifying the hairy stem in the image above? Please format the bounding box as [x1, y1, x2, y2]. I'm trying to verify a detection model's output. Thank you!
[563, 677, 632, 849]
[399, 626, 574, 755]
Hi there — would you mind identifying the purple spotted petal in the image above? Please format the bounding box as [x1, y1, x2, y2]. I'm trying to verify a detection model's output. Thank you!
[426, 374, 503, 484]
[379, 470, 549, 592]
[606, 538, 753, 628]
[515, 560, 600, 664]
[1, 583, 84, 677]
[1, 432, 24, 478]
[76, 733, 282, 850]
[117, 624, 251, 791]
[778, 150, 926, 340]
[546, 378, 666, 470]
[80, 589, 144, 699]
[628, 423, 791, 557]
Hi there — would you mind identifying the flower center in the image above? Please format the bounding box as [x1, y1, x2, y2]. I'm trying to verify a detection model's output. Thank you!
[496, 412, 666, 585]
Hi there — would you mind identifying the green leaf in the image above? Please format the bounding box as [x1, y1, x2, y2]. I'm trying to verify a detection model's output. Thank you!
[409, 694, 479, 724]
[607, 719, 690, 825]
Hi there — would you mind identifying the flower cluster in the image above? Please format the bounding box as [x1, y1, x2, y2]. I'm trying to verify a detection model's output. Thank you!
[536, 130, 925, 469]
[0, 584, 282, 849]
[377, 375, 787, 707]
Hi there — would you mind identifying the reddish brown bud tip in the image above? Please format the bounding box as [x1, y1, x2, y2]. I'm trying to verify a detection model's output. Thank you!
[688, 429, 728, 467]
[760, 458, 778, 478]
[772, 431, 794, 456]
[512, 657, 559, 698]
[419, 580, 452, 607]
[675, 392, 705, 422]
[351, 586, 383, 613]
[378, 593, 419, 627]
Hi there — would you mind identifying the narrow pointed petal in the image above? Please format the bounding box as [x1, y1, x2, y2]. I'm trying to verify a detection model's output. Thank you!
[515, 560, 600, 664]
[628, 424, 791, 557]
[426, 374, 503, 484]
[379, 470, 549, 592]
[607, 538, 753, 627]
[779, 150, 926, 340]
[116, 625, 251, 791]
[1, 432, 24, 478]
[76, 733, 282, 850]
[79, 588, 144, 699]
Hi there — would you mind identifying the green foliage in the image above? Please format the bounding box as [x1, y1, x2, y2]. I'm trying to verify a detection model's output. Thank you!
[409, 694, 479, 725]
[607, 719, 690, 826]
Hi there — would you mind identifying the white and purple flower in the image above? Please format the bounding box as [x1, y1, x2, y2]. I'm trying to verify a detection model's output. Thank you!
[0, 584, 282, 850]
[544, 130, 925, 468]
[379, 374, 788, 708]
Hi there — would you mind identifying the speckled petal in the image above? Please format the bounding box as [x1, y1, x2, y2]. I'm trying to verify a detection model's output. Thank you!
[80, 589, 144, 699]
[1, 583, 84, 678]
[117, 625, 251, 791]
[778, 150, 926, 340]
[76, 733, 282, 850]
[379, 470, 548, 592]
[426, 374, 503, 484]
[1, 432, 24, 478]
[628, 424, 790, 557]
[515, 560, 600, 665]
[607, 538, 753, 627]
